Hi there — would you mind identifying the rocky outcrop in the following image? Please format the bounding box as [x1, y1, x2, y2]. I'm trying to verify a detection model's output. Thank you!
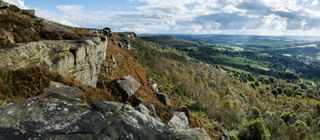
[88, 27, 112, 38]
[0, 37, 107, 87]
[114, 32, 136, 50]
[0, 82, 211, 140]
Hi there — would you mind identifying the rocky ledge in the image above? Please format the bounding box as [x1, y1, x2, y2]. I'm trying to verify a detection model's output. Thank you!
[0, 82, 210, 140]
[0, 37, 107, 87]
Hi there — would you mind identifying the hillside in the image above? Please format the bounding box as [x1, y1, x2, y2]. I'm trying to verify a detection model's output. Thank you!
[0, 2, 214, 140]
[1, 1, 320, 140]
[140, 35, 320, 139]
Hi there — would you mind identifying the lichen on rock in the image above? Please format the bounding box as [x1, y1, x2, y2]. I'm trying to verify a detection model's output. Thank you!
[0, 37, 108, 87]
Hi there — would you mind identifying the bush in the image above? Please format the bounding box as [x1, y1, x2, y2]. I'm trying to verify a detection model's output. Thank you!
[239, 119, 270, 140]
[250, 106, 261, 119]
[280, 112, 296, 124]
[293, 120, 308, 139]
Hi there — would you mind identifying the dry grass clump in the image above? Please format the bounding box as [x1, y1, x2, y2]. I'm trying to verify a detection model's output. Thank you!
[0, 66, 114, 104]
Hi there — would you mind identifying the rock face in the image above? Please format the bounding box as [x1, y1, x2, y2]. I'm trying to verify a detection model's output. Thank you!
[0, 82, 211, 140]
[0, 37, 107, 87]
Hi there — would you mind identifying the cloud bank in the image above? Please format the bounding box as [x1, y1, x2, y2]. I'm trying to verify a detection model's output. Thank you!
[5, 0, 320, 35]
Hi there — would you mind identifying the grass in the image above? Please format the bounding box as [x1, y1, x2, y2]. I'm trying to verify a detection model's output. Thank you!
[0, 5, 92, 48]
[0, 66, 115, 104]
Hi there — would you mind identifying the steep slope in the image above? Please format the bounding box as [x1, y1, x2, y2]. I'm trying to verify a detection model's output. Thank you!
[133, 38, 320, 139]
[0, 3, 215, 139]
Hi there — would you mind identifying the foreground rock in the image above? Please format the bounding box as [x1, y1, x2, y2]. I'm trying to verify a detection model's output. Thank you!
[0, 37, 107, 87]
[0, 82, 211, 140]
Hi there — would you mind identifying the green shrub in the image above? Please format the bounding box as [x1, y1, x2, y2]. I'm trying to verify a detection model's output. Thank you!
[293, 120, 308, 139]
[280, 112, 296, 124]
[250, 106, 261, 119]
[238, 119, 270, 140]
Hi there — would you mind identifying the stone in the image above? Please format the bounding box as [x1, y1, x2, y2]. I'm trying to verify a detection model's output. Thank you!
[0, 82, 212, 140]
[135, 103, 151, 116]
[168, 111, 190, 130]
[152, 83, 159, 93]
[44, 82, 84, 98]
[0, 37, 108, 87]
[112, 55, 117, 67]
[131, 97, 159, 119]
[102, 27, 112, 37]
[176, 107, 191, 120]
[115, 75, 141, 100]
[156, 92, 171, 106]
[171, 128, 211, 140]
[149, 78, 159, 93]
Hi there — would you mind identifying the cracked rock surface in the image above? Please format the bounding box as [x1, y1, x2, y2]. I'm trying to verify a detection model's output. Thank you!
[0, 37, 107, 87]
[0, 82, 211, 140]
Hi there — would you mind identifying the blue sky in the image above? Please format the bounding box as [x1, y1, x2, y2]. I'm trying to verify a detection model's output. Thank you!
[4, 0, 320, 36]
[25, 0, 135, 11]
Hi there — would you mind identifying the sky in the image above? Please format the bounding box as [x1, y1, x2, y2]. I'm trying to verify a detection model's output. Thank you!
[3, 0, 320, 36]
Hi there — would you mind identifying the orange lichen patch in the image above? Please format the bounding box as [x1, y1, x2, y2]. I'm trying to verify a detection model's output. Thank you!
[97, 34, 173, 122]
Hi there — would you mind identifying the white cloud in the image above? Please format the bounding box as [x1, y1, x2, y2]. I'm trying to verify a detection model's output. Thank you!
[262, 14, 288, 31]
[17, 0, 320, 35]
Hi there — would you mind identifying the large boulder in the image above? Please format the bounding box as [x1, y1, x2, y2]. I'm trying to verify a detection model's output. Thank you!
[0, 37, 107, 87]
[102, 27, 112, 37]
[0, 82, 211, 140]
[156, 92, 171, 106]
[114, 75, 141, 101]
[168, 111, 190, 130]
